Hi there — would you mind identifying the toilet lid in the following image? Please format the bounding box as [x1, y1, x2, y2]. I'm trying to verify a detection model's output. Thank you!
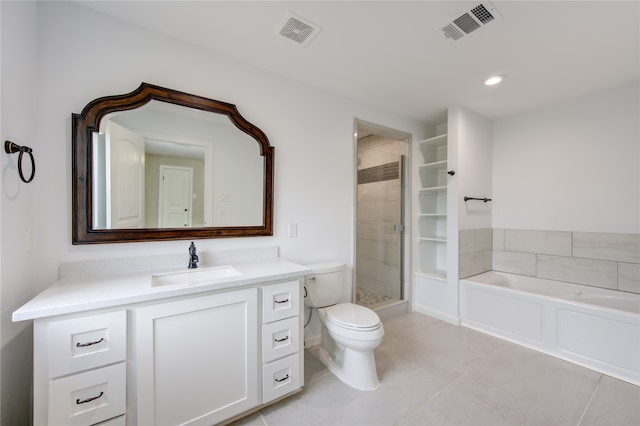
[325, 303, 381, 330]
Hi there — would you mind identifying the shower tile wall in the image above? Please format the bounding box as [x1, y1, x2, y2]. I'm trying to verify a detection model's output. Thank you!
[492, 229, 640, 294]
[357, 135, 408, 307]
[459, 229, 493, 279]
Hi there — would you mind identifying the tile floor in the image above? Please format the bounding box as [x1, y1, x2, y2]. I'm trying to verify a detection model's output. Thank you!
[233, 313, 640, 426]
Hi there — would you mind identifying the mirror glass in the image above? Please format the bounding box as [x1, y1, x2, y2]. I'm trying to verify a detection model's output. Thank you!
[72, 83, 273, 244]
[93, 101, 263, 229]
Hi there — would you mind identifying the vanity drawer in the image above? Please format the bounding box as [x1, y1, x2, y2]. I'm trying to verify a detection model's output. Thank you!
[94, 415, 125, 425]
[48, 362, 126, 426]
[262, 316, 299, 363]
[262, 353, 300, 403]
[262, 280, 300, 323]
[46, 310, 126, 378]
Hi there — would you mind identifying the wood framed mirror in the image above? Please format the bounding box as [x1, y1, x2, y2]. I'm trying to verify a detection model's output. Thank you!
[72, 83, 273, 244]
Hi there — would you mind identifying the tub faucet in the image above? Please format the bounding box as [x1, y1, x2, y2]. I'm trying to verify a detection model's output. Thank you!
[188, 242, 199, 269]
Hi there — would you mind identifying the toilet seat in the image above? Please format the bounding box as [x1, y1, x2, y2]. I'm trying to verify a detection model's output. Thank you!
[325, 303, 381, 331]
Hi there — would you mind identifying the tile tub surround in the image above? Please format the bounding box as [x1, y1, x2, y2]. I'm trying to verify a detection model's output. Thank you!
[230, 313, 640, 426]
[492, 229, 640, 294]
[459, 228, 492, 279]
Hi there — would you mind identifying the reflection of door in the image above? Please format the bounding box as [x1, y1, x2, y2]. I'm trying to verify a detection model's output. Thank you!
[106, 120, 145, 229]
[158, 165, 193, 228]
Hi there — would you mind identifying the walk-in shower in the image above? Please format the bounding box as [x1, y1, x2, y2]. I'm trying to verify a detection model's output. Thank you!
[355, 123, 410, 312]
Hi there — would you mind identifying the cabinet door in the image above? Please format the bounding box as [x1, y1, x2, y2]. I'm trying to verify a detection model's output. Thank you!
[133, 289, 258, 426]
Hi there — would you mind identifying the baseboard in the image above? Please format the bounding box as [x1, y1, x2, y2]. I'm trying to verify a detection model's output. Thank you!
[304, 334, 321, 348]
[412, 304, 460, 325]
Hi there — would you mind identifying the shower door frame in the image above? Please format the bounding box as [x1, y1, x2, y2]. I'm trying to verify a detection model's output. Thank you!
[353, 119, 412, 317]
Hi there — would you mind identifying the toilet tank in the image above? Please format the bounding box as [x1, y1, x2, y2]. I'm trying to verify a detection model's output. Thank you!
[304, 262, 345, 308]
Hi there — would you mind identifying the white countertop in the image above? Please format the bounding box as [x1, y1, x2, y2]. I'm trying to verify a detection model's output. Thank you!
[13, 257, 310, 322]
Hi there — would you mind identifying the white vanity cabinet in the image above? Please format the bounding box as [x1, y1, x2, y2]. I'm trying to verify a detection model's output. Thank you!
[17, 254, 309, 426]
[33, 310, 127, 426]
[129, 278, 304, 425]
[130, 288, 259, 425]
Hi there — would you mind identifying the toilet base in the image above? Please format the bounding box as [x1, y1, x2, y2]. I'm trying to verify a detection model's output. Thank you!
[318, 340, 380, 391]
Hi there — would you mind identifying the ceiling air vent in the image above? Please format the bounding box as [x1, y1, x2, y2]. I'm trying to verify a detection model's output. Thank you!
[441, 2, 502, 41]
[277, 12, 321, 47]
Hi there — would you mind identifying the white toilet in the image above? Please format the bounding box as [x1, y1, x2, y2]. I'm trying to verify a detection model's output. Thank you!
[304, 262, 384, 390]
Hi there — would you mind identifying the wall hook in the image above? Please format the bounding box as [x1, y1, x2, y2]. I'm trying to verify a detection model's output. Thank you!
[4, 141, 35, 183]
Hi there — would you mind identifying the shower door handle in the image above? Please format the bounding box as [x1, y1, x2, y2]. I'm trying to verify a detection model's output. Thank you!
[393, 224, 404, 232]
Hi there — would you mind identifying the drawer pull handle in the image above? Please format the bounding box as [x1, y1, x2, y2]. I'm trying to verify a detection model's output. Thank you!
[275, 298, 289, 304]
[76, 391, 104, 405]
[76, 337, 104, 348]
[274, 335, 289, 343]
[275, 374, 289, 383]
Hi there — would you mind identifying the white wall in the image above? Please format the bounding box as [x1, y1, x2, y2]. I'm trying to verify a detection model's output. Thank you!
[456, 106, 493, 230]
[1, 2, 38, 424]
[33, 1, 426, 264]
[492, 82, 640, 233]
[1, 2, 428, 422]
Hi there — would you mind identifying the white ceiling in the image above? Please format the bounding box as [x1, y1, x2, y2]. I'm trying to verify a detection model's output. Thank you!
[78, 1, 640, 124]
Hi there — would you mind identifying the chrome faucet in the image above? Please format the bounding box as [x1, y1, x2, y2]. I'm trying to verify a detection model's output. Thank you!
[188, 241, 199, 269]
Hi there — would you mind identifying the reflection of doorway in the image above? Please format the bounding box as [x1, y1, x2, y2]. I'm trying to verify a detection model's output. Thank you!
[105, 120, 145, 229]
[354, 119, 411, 317]
[158, 165, 193, 228]
[143, 133, 212, 227]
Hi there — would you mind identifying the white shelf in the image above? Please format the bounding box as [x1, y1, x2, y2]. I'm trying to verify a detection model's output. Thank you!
[418, 134, 448, 164]
[417, 134, 447, 148]
[418, 190, 447, 214]
[418, 160, 447, 170]
[418, 237, 447, 243]
[415, 270, 447, 281]
[419, 186, 447, 193]
[416, 133, 449, 282]
[418, 161, 449, 188]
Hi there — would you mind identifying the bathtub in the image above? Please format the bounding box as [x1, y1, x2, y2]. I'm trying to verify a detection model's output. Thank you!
[460, 271, 640, 385]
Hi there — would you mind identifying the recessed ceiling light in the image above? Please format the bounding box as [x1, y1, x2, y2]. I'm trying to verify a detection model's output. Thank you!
[484, 74, 506, 86]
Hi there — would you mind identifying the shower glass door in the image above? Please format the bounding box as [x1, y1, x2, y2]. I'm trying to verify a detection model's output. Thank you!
[356, 142, 405, 309]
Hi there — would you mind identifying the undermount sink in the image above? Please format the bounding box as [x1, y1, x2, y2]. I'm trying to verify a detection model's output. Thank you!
[152, 265, 242, 287]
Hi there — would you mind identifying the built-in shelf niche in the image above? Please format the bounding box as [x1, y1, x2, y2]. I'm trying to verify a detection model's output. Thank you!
[416, 133, 449, 280]
[418, 134, 447, 163]
[417, 239, 447, 280]
[418, 215, 447, 241]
